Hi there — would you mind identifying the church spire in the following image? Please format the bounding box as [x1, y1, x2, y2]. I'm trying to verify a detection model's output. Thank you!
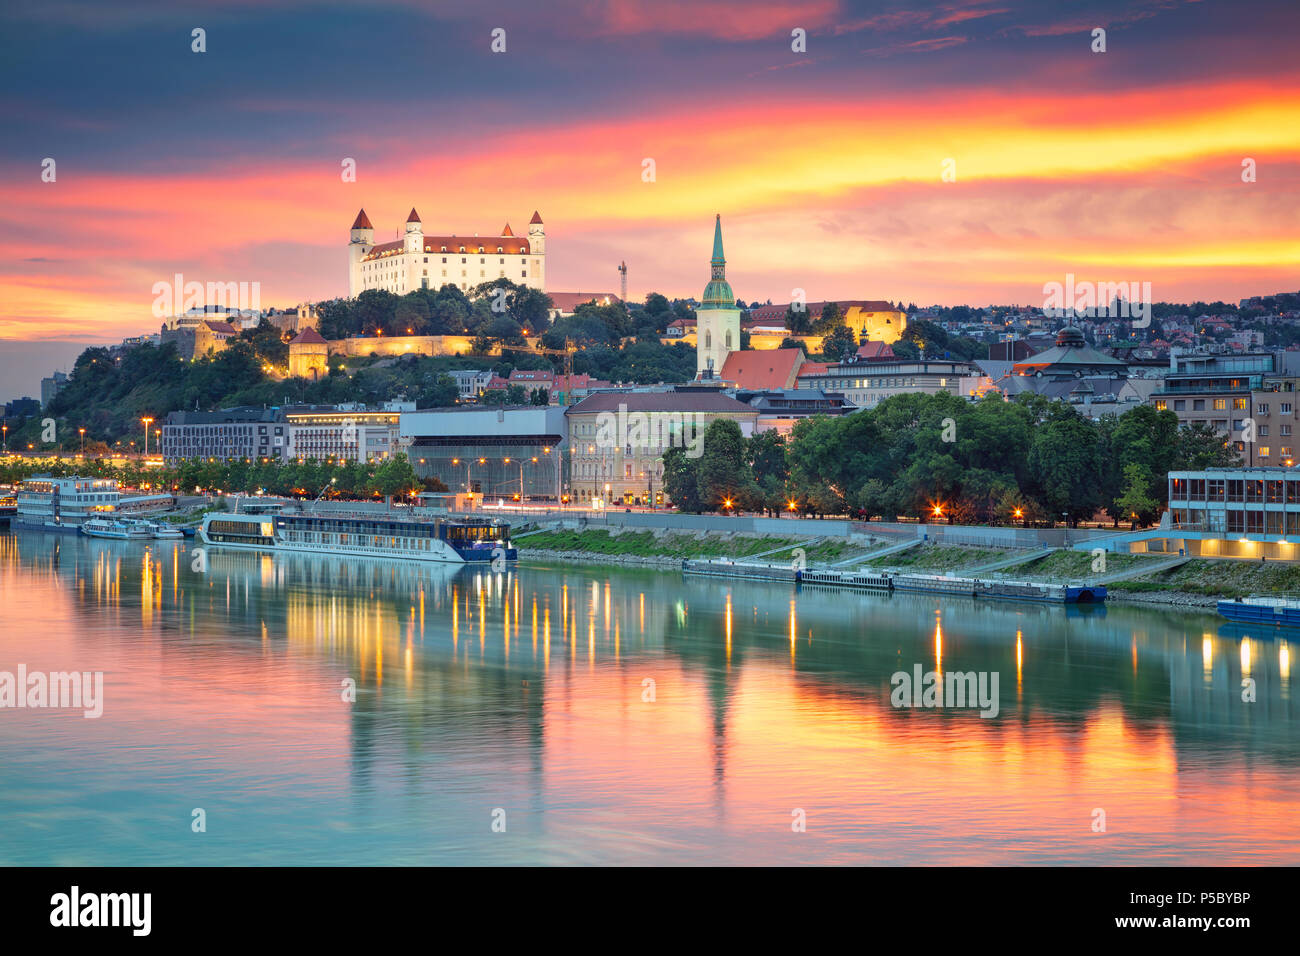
[711, 213, 725, 276]
[700, 214, 735, 308]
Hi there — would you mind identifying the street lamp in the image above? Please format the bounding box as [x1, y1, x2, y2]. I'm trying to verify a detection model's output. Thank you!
[141, 417, 154, 457]
[79, 427, 86, 455]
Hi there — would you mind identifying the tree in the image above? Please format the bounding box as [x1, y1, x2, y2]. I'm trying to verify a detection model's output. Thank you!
[1114, 462, 1158, 528]
[1026, 405, 1104, 524]
[814, 301, 843, 334]
[820, 325, 857, 361]
[662, 445, 702, 512]
[694, 419, 753, 509]
[785, 304, 812, 335]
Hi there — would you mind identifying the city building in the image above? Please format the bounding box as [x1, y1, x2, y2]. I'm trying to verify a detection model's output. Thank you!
[1149, 352, 1292, 463]
[718, 347, 805, 390]
[1164, 467, 1300, 559]
[545, 291, 622, 321]
[40, 371, 68, 408]
[745, 300, 907, 345]
[695, 215, 741, 379]
[796, 356, 977, 409]
[160, 407, 289, 463]
[348, 208, 545, 297]
[449, 369, 495, 402]
[399, 405, 568, 503]
[565, 390, 759, 505]
[284, 406, 404, 463]
[194, 319, 240, 358]
[738, 389, 856, 435]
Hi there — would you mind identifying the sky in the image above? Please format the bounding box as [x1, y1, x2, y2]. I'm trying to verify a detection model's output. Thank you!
[1, 0, 1298, 394]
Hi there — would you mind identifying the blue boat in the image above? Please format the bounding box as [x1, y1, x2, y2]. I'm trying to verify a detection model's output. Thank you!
[1216, 595, 1300, 629]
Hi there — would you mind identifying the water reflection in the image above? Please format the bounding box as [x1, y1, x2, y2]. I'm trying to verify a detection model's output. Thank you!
[1, 530, 1298, 865]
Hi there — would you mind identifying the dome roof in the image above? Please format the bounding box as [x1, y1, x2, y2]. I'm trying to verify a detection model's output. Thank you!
[701, 278, 735, 308]
[1055, 326, 1086, 347]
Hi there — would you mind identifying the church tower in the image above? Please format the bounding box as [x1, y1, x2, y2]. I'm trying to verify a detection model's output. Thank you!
[695, 215, 740, 379]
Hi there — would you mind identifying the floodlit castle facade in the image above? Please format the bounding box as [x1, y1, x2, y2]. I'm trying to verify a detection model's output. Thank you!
[348, 207, 546, 298]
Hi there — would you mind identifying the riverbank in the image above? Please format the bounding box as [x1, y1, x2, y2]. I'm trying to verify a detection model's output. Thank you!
[514, 526, 1294, 602]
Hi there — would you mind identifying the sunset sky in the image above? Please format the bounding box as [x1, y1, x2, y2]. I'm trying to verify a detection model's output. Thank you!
[1, 0, 1298, 383]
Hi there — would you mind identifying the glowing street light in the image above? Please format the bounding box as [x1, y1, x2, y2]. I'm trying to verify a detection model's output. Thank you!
[79, 427, 86, 454]
[141, 417, 154, 457]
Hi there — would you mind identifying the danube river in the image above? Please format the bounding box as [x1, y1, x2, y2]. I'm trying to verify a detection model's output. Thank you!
[1, 530, 1296, 865]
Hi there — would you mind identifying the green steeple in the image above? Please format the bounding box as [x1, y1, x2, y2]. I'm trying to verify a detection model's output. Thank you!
[700, 214, 735, 308]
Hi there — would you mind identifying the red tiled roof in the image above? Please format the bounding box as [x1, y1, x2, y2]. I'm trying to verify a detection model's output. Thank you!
[796, 362, 830, 377]
[351, 209, 373, 230]
[548, 291, 621, 312]
[201, 320, 239, 335]
[567, 391, 757, 415]
[291, 327, 327, 345]
[746, 300, 901, 325]
[529, 210, 543, 224]
[553, 373, 610, 392]
[855, 341, 896, 361]
[407, 208, 421, 223]
[719, 348, 805, 390]
[501, 223, 514, 236]
[508, 369, 554, 382]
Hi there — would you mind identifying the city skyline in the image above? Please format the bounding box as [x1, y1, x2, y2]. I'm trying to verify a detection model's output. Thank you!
[0, 0, 1297, 354]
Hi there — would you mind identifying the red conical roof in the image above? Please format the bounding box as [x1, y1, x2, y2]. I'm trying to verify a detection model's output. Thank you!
[501, 223, 514, 236]
[407, 208, 421, 223]
[529, 210, 543, 225]
[351, 209, 372, 230]
[292, 327, 327, 345]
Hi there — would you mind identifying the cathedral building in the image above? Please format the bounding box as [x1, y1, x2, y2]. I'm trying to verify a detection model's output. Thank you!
[348, 208, 546, 298]
[696, 215, 741, 379]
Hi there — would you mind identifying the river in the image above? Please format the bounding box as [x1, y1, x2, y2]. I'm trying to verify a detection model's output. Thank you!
[0, 530, 1296, 865]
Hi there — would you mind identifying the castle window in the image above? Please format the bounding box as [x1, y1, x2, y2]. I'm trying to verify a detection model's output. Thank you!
[521, 271, 527, 278]
[479, 258, 485, 264]
[461, 258, 466, 264]
[497, 247, 503, 253]
[521, 258, 527, 264]
[500, 258, 505, 264]
[441, 246, 447, 252]
[423, 257, 428, 263]
[459, 247, 465, 253]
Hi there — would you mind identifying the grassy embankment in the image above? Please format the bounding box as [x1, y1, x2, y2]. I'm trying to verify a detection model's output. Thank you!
[515, 529, 869, 563]
[518, 530, 1295, 597]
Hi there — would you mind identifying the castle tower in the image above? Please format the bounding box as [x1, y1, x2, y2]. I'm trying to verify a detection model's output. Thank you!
[526, 211, 546, 291]
[347, 209, 375, 298]
[404, 207, 423, 254]
[618, 260, 627, 301]
[695, 215, 740, 379]
[288, 326, 330, 380]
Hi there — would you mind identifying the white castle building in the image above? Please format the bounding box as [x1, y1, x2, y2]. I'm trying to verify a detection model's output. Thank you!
[348, 207, 546, 298]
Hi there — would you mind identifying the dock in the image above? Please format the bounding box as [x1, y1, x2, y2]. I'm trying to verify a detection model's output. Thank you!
[682, 560, 1105, 603]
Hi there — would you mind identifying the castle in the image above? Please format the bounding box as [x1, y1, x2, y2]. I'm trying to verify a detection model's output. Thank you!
[348, 208, 546, 298]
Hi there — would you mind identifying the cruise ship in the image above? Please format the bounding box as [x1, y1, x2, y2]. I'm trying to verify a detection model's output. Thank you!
[198, 511, 516, 564]
[14, 476, 121, 531]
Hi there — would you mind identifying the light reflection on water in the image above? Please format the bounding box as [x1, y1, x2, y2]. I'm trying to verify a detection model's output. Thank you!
[0, 530, 1297, 865]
